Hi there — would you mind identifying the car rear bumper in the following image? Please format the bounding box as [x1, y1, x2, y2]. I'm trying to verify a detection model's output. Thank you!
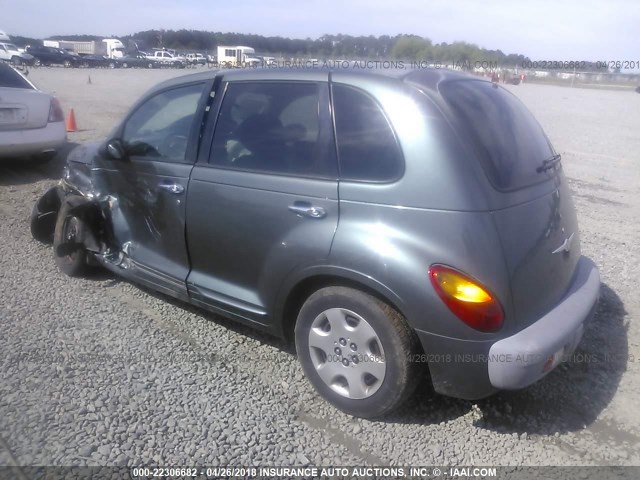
[0, 122, 66, 158]
[414, 256, 600, 399]
[487, 255, 600, 389]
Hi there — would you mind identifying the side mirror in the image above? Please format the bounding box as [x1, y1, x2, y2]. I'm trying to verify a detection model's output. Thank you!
[105, 139, 126, 160]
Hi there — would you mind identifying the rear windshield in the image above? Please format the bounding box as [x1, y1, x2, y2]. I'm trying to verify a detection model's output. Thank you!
[441, 80, 555, 190]
[0, 64, 33, 90]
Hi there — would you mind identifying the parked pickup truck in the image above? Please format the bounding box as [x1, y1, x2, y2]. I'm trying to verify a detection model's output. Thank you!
[145, 50, 186, 68]
[0, 42, 35, 66]
[185, 53, 206, 65]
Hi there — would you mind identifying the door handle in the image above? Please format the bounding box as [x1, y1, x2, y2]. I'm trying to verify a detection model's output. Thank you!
[288, 201, 326, 219]
[158, 181, 184, 194]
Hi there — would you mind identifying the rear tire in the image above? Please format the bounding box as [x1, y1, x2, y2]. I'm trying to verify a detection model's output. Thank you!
[295, 286, 419, 418]
[53, 203, 89, 277]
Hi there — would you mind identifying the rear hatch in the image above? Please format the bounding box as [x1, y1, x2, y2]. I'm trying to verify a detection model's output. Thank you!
[440, 79, 581, 329]
[0, 65, 50, 131]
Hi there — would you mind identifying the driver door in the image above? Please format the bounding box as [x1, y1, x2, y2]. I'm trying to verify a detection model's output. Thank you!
[93, 81, 209, 300]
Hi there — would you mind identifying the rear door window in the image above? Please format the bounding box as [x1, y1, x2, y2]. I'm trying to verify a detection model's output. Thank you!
[440, 80, 556, 190]
[332, 84, 403, 182]
[0, 64, 33, 89]
[210, 81, 337, 179]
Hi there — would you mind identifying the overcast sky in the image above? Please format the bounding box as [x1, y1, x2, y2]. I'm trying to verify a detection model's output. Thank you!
[2, 0, 638, 61]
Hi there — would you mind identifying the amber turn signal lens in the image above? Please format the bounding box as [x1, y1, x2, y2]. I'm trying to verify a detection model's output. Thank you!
[429, 265, 504, 332]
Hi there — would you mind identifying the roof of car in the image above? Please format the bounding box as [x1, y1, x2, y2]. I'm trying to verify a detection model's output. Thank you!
[151, 66, 477, 92]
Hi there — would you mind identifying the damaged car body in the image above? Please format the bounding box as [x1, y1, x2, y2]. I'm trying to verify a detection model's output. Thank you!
[31, 68, 600, 418]
[31, 77, 210, 293]
[31, 145, 127, 277]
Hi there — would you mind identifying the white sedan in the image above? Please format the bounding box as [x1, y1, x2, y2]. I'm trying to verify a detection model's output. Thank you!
[0, 63, 66, 160]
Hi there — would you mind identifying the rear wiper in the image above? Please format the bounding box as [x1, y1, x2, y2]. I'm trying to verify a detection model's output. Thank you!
[536, 153, 562, 173]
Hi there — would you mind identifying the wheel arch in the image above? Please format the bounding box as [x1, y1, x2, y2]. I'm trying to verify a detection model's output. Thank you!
[30, 185, 64, 243]
[275, 267, 412, 343]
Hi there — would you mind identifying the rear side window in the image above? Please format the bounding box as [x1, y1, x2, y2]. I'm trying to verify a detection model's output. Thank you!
[441, 80, 556, 190]
[0, 64, 33, 89]
[332, 84, 403, 182]
[210, 82, 337, 179]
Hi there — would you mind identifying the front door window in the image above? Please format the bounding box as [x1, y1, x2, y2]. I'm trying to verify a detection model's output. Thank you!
[122, 83, 204, 162]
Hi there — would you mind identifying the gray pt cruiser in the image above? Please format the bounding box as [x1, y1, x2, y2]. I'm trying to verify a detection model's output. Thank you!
[31, 67, 600, 418]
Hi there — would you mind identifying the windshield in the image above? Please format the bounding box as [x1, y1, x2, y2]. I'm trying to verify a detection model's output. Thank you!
[6, 44, 19, 52]
[440, 80, 556, 191]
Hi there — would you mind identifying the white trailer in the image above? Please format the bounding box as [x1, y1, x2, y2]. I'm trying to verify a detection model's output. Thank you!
[43, 40, 66, 49]
[43, 38, 125, 58]
[217, 45, 256, 67]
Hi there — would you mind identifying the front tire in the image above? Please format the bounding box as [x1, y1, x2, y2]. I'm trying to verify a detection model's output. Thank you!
[53, 203, 89, 277]
[295, 286, 419, 418]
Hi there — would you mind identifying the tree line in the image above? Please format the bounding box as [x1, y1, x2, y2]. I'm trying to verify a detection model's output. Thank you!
[7, 29, 610, 71]
[12, 29, 530, 66]
[124, 30, 534, 67]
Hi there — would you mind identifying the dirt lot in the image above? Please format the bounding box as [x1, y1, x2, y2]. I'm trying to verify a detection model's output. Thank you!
[1, 67, 639, 467]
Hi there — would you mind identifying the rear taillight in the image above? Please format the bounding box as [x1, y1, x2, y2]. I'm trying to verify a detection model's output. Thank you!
[48, 97, 64, 123]
[428, 264, 504, 332]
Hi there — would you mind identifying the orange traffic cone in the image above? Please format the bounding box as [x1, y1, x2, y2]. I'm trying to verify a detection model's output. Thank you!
[66, 108, 78, 132]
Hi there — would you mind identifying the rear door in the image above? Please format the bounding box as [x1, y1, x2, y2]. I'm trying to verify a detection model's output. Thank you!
[186, 76, 338, 327]
[45, 48, 59, 64]
[439, 79, 581, 328]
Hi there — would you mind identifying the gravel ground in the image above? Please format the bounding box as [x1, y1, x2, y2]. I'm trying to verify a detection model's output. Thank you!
[1, 67, 639, 467]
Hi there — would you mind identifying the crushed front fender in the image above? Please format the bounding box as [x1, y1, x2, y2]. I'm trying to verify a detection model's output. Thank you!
[30, 186, 63, 244]
[32, 181, 116, 262]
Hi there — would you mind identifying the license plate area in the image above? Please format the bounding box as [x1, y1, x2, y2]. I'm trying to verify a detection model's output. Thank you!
[0, 106, 27, 125]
